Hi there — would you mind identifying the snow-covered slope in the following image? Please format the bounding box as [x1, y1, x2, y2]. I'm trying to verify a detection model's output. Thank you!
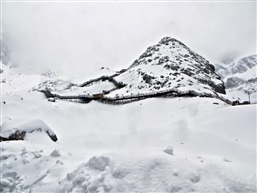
[1, 63, 256, 192]
[215, 55, 257, 103]
[36, 37, 228, 104]
[216, 55, 257, 79]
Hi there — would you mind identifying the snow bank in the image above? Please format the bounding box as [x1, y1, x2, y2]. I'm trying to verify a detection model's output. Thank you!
[57, 154, 256, 193]
[0, 119, 58, 142]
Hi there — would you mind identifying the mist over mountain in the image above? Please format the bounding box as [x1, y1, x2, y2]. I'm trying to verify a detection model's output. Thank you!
[218, 52, 240, 65]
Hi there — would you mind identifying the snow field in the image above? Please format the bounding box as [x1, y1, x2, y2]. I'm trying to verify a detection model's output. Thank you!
[1, 65, 256, 192]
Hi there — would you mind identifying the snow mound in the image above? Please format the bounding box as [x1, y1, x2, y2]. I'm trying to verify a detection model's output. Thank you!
[0, 119, 58, 142]
[57, 154, 256, 193]
[163, 146, 174, 155]
[50, 149, 61, 157]
[87, 156, 111, 171]
[0, 145, 66, 193]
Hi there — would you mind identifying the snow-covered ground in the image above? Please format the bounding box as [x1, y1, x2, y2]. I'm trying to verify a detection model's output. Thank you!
[1, 65, 256, 192]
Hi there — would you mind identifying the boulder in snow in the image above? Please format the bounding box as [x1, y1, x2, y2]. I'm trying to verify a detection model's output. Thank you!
[50, 149, 61, 157]
[163, 146, 174, 155]
[0, 119, 58, 142]
[87, 156, 110, 171]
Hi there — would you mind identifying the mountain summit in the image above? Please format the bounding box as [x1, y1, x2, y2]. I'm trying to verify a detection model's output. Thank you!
[109, 37, 226, 96]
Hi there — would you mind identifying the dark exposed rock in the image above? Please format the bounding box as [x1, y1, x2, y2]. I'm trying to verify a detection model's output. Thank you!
[0, 129, 58, 142]
[0, 131, 26, 141]
[48, 98, 56, 102]
[143, 74, 154, 84]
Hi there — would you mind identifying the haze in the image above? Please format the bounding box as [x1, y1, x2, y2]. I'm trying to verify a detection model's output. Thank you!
[2, 1, 256, 76]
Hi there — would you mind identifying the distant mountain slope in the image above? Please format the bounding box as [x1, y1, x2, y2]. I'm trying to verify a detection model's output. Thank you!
[215, 55, 257, 103]
[216, 55, 257, 79]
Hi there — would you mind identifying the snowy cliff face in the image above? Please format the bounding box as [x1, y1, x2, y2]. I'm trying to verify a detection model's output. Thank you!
[215, 55, 257, 102]
[109, 37, 226, 97]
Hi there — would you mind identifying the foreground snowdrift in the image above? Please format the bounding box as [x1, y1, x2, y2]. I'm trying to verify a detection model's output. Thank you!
[1, 66, 256, 192]
[0, 119, 57, 142]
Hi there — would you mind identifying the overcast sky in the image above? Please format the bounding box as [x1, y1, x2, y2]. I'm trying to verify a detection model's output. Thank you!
[2, 1, 256, 75]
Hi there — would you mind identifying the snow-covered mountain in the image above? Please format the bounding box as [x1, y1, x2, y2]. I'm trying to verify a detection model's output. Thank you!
[111, 37, 225, 95]
[38, 37, 228, 104]
[215, 55, 257, 103]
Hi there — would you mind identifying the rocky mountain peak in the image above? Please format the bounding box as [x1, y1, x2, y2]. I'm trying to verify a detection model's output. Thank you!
[130, 37, 214, 70]
[125, 37, 225, 95]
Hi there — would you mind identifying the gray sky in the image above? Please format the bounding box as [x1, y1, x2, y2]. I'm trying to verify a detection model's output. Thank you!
[2, 1, 256, 75]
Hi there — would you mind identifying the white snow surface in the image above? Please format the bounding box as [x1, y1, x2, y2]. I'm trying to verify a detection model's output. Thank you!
[1, 64, 256, 192]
